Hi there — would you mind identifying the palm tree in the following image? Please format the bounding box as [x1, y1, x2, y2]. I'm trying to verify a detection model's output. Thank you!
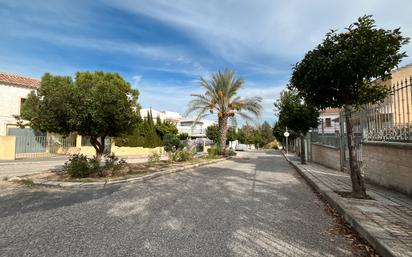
[186, 70, 262, 154]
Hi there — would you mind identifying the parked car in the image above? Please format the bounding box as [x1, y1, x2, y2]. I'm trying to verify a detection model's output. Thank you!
[235, 144, 248, 151]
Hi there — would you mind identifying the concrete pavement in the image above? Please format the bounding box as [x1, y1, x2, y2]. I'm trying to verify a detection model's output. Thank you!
[0, 151, 354, 256]
[284, 152, 412, 257]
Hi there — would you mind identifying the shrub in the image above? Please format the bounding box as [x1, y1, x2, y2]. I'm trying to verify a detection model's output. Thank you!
[178, 133, 189, 140]
[224, 149, 237, 157]
[65, 154, 99, 178]
[207, 148, 219, 157]
[148, 152, 161, 166]
[163, 133, 182, 153]
[65, 154, 128, 178]
[104, 154, 128, 176]
[175, 149, 194, 162]
[264, 140, 279, 149]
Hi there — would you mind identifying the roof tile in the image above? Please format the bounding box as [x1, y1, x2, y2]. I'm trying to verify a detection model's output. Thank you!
[0, 72, 40, 89]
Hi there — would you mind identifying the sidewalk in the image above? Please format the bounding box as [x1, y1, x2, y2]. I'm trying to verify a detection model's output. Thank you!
[283, 152, 412, 257]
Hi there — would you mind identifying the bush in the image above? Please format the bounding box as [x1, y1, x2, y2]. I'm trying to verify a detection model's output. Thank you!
[263, 140, 279, 149]
[148, 152, 161, 166]
[224, 149, 237, 157]
[104, 154, 128, 176]
[65, 154, 100, 178]
[178, 133, 189, 140]
[163, 133, 182, 153]
[207, 148, 219, 157]
[65, 154, 127, 178]
[175, 149, 194, 162]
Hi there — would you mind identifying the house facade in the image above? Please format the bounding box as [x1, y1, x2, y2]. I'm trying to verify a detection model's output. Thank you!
[317, 108, 340, 134]
[176, 118, 216, 138]
[0, 72, 40, 136]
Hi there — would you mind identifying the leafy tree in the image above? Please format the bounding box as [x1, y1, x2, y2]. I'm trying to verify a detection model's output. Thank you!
[19, 71, 140, 160]
[116, 110, 165, 148]
[156, 120, 178, 139]
[259, 121, 275, 147]
[206, 125, 220, 144]
[163, 133, 182, 153]
[237, 125, 262, 146]
[178, 133, 189, 140]
[274, 89, 319, 164]
[290, 15, 409, 198]
[226, 127, 237, 142]
[186, 70, 262, 154]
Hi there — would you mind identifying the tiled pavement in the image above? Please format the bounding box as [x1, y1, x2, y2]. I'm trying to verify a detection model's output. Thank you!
[284, 153, 412, 257]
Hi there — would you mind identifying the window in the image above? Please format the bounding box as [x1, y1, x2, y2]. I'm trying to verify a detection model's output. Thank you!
[20, 98, 26, 114]
[325, 118, 332, 127]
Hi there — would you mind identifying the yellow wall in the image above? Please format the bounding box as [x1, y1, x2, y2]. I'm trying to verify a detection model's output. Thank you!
[111, 145, 164, 156]
[75, 136, 164, 157]
[0, 136, 16, 160]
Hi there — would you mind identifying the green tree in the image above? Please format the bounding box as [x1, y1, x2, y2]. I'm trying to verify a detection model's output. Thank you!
[290, 15, 409, 198]
[156, 120, 178, 139]
[206, 125, 220, 144]
[163, 133, 182, 153]
[178, 133, 189, 140]
[237, 125, 262, 146]
[226, 127, 237, 142]
[186, 70, 262, 154]
[259, 121, 275, 147]
[19, 71, 140, 160]
[274, 89, 319, 164]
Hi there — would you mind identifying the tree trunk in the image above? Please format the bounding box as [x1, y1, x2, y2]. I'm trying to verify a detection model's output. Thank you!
[218, 116, 228, 155]
[90, 136, 105, 161]
[300, 133, 306, 164]
[344, 105, 367, 198]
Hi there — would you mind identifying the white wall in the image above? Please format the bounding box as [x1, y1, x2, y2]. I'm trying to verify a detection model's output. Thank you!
[0, 84, 33, 136]
[318, 113, 340, 134]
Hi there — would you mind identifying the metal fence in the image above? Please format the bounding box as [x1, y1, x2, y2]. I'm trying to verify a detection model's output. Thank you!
[15, 134, 77, 159]
[311, 131, 340, 148]
[308, 74, 412, 171]
[364, 76, 412, 142]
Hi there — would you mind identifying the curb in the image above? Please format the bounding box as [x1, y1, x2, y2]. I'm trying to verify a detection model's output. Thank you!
[281, 151, 396, 257]
[29, 157, 230, 188]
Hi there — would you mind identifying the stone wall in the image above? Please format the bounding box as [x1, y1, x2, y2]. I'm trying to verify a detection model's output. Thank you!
[311, 143, 340, 170]
[363, 141, 412, 195]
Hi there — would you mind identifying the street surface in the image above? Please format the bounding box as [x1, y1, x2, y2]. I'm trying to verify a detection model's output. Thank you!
[0, 151, 353, 256]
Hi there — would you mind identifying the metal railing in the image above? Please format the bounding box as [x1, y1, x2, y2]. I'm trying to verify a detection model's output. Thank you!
[311, 131, 340, 148]
[364, 76, 412, 142]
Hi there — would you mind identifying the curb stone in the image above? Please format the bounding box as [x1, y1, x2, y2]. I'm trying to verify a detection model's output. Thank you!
[28, 157, 230, 188]
[281, 151, 398, 257]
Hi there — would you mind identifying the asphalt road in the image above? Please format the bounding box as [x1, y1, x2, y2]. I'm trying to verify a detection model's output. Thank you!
[0, 151, 353, 256]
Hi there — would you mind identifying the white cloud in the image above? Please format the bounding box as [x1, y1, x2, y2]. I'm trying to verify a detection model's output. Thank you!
[105, 0, 412, 65]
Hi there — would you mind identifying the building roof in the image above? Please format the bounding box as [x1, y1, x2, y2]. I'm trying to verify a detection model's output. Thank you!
[0, 72, 40, 89]
[320, 108, 340, 114]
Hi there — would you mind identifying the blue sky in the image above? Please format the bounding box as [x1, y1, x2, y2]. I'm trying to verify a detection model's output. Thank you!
[1, 0, 412, 124]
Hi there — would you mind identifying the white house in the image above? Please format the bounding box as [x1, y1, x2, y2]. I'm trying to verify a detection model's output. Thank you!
[317, 108, 340, 134]
[140, 108, 181, 124]
[0, 72, 40, 136]
[176, 118, 216, 138]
